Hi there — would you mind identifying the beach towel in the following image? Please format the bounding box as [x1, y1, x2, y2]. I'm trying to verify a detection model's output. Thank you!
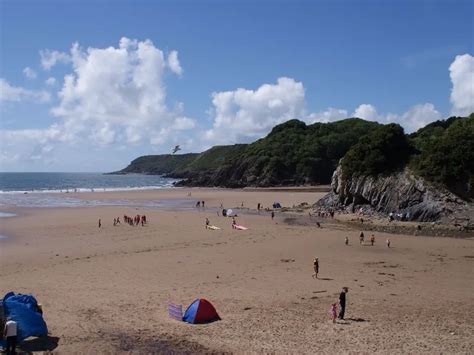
[234, 225, 248, 230]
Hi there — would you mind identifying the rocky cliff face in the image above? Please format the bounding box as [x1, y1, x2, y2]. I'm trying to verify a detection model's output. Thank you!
[317, 164, 472, 222]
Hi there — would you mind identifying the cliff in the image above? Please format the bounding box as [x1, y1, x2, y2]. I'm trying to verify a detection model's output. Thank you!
[317, 165, 472, 222]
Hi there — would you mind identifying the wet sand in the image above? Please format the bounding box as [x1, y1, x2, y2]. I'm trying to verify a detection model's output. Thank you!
[0, 188, 473, 353]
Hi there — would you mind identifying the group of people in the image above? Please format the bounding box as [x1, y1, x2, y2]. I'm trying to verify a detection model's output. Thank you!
[389, 211, 411, 222]
[312, 258, 349, 322]
[99, 215, 147, 228]
[123, 214, 147, 226]
[195, 201, 205, 208]
[357, 231, 391, 247]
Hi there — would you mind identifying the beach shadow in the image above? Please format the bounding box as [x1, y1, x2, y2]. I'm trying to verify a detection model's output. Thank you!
[19, 336, 60, 353]
[347, 317, 368, 322]
[318, 277, 333, 281]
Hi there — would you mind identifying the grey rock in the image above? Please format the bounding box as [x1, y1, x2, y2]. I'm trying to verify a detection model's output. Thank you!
[317, 164, 473, 222]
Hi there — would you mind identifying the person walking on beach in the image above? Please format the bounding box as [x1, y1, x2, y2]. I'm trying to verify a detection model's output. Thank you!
[3, 317, 17, 355]
[271, 211, 275, 220]
[312, 258, 319, 279]
[116, 217, 121, 225]
[232, 217, 236, 229]
[370, 234, 375, 246]
[98, 219, 101, 228]
[359, 231, 364, 244]
[205, 217, 210, 229]
[338, 287, 348, 320]
[202, 201, 205, 208]
[345, 236, 349, 245]
[330, 302, 338, 323]
[386, 238, 391, 248]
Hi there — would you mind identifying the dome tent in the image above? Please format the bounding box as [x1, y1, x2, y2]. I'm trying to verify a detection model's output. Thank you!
[1, 292, 48, 344]
[182, 298, 220, 324]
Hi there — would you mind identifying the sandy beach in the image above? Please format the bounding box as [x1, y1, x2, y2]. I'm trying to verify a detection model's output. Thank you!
[1, 188, 473, 353]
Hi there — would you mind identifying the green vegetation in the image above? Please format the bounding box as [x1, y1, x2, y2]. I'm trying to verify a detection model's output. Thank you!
[175, 144, 247, 174]
[115, 153, 198, 175]
[410, 114, 474, 197]
[223, 118, 381, 186]
[114, 114, 473, 198]
[341, 124, 413, 177]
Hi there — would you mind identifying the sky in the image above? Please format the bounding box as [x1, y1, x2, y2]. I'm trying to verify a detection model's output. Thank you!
[0, 0, 473, 172]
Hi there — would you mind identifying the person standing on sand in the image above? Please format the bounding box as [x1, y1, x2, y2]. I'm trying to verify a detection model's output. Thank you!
[98, 219, 101, 228]
[205, 217, 210, 229]
[370, 234, 375, 246]
[330, 302, 338, 323]
[271, 211, 275, 220]
[386, 238, 391, 248]
[345, 236, 349, 245]
[4, 317, 17, 355]
[359, 231, 364, 244]
[312, 258, 319, 278]
[338, 287, 348, 320]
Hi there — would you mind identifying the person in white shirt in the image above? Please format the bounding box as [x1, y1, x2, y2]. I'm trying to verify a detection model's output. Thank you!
[3, 317, 17, 355]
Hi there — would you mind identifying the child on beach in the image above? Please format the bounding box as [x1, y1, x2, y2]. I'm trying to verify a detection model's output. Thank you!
[330, 302, 338, 323]
[312, 258, 319, 279]
[205, 217, 210, 229]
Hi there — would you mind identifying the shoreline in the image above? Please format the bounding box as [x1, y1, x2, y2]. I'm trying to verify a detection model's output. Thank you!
[2, 186, 473, 240]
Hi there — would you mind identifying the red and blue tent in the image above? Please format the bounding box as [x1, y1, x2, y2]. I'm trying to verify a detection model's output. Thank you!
[182, 298, 220, 324]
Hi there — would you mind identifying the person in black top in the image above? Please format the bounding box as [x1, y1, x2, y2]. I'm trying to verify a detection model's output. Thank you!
[338, 287, 348, 320]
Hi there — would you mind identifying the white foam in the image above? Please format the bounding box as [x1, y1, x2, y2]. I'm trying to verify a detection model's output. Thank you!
[0, 184, 178, 195]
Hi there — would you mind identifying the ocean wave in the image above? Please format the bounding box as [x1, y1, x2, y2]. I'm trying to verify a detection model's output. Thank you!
[0, 184, 177, 195]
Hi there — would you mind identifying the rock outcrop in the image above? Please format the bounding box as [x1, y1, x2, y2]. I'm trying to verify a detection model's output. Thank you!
[317, 164, 472, 222]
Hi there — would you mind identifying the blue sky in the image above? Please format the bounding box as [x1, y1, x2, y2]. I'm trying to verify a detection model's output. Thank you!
[0, 0, 473, 172]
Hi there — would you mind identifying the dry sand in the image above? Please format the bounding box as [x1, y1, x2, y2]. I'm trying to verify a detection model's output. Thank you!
[1, 188, 473, 353]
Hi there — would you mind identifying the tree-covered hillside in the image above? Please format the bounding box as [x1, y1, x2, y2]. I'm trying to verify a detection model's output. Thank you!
[112, 153, 199, 175]
[113, 114, 473, 199]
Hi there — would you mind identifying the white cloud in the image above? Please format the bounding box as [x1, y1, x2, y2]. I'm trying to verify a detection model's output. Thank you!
[23, 67, 37, 79]
[0, 125, 63, 167]
[48, 37, 193, 146]
[352, 103, 441, 133]
[39, 49, 71, 70]
[353, 104, 379, 121]
[45, 77, 57, 86]
[449, 54, 474, 116]
[395, 103, 442, 132]
[167, 50, 183, 76]
[205, 77, 305, 143]
[307, 107, 348, 123]
[0, 78, 50, 103]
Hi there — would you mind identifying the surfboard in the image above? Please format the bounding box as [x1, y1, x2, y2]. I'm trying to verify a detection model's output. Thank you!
[207, 225, 221, 230]
[234, 225, 248, 230]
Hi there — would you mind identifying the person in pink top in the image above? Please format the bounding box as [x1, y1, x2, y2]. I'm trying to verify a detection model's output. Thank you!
[330, 302, 337, 323]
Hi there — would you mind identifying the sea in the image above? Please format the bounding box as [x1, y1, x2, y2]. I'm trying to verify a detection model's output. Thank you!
[0, 172, 179, 209]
